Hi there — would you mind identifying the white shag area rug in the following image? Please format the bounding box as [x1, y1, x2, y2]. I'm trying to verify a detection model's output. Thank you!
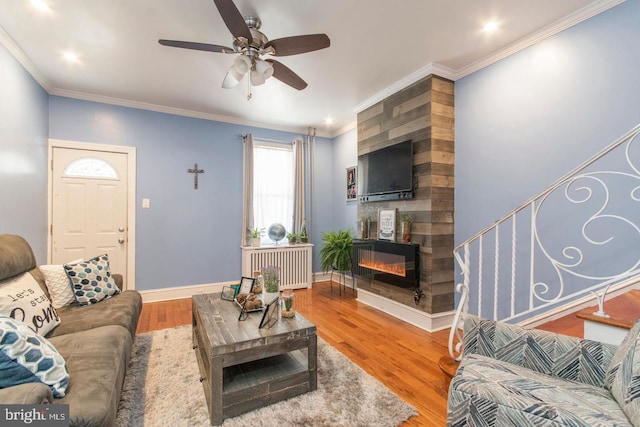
[115, 325, 417, 427]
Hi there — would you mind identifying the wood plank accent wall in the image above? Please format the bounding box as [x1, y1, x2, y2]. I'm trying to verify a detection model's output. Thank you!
[356, 75, 454, 314]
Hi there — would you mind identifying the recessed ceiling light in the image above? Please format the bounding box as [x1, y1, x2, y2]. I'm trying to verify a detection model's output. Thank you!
[324, 117, 334, 126]
[29, 0, 51, 12]
[483, 20, 500, 33]
[62, 52, 80, 63]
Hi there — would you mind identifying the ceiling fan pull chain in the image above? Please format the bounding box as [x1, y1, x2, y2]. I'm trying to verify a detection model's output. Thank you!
[247, 75, 252, 100]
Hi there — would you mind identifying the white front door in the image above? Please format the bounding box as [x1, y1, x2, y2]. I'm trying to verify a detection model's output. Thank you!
[51, 147, 129, 284]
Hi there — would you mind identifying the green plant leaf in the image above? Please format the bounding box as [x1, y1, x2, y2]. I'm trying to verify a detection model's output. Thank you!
[319, 229, 353, 272]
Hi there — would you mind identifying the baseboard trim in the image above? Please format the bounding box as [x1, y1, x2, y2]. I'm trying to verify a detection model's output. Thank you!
[312, 271, 356, 288]
[138, 281, 236, 303]
[140, 275, 455, 333]
[357, 289, 455, 332]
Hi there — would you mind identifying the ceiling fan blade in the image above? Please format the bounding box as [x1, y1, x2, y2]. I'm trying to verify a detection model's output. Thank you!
[265, 34, 330, 56]
[159, 39, 234, 53]
[212, 0, 252, 43]
[266, 60, 307, 90]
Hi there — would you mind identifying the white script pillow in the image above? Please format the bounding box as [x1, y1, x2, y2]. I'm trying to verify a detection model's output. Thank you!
[0, 273, 60, 336]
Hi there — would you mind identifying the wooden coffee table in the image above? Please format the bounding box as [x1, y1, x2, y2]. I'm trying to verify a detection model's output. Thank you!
[192, 293, 317, 426]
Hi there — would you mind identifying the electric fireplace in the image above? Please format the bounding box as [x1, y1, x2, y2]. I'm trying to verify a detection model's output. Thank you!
[352, 240, 420, 288]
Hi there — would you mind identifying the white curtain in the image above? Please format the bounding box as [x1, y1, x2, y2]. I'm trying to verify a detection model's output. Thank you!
[241, 134, 254, 246]
[292, 138, 305, 234]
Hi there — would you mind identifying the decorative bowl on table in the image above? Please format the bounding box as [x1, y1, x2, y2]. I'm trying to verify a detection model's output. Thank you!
[235, 293, 264, 312]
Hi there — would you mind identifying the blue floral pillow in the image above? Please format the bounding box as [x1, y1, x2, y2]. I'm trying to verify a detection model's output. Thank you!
[64, 254, 120, 306]
[0, 315, 69, 397]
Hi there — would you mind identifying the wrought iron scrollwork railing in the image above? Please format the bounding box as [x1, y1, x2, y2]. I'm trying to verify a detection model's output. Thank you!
[449, 124, 640, 361]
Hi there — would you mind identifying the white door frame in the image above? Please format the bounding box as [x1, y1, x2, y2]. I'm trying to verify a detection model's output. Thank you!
[47, 139, 137, 290]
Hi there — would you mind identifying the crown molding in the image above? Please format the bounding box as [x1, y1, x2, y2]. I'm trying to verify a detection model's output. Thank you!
[0, 25, 52, 92]
[330, 120, 357, 138]
[2, 0, 624, 139]
[354, 0, 623, 113]
[452, 0, 625, 80]
[353, 63, 457, 114]
[0, 20, 331, 139]
[49, 88, 332, 138]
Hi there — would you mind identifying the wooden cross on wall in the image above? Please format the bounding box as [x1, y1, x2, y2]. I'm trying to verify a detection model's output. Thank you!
[187, 163, 204, 190]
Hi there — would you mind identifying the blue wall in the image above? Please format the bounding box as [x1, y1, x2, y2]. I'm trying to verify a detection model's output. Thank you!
[0, 44, 49, 260]
[48, 97, 336, 290]
[330, 128, 358, 232]
[306, 133, 334, 270]
[455, 0, 640, 317]
[456, 0, 640, 244]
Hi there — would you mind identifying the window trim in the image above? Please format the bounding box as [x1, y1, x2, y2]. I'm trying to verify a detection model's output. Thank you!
[63, 156, 119, 180]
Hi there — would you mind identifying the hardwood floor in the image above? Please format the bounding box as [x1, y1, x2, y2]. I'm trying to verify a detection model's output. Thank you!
[134, 281, 605, 426]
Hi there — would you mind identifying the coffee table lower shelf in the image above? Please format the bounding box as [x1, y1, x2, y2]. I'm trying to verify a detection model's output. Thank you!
[225, 351, 310, 416]
[195, 344, 314, 425]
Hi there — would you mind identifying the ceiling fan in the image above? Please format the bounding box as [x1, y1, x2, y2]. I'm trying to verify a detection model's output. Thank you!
[158, 0, 330, 96]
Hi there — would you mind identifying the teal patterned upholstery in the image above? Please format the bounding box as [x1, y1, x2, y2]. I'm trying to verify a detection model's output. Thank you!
[447, 316, 632, 426]
[0, 315, 69, 398]
[64, 255, 119, 306]
[606, 318, 640, 426]
[462, 315, 617, 387]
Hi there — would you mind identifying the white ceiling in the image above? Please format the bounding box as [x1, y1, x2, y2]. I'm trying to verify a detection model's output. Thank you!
[0, 0, 622, 137]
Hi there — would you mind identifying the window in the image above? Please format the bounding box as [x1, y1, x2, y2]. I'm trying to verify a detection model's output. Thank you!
[253, 142, 293, 243]
[63, 157, 118, 179]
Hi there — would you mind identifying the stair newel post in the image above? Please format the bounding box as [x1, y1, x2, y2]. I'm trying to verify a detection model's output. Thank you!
[449, 243, 470, 361]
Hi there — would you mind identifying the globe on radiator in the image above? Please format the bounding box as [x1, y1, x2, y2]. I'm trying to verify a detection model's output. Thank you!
[267, 223, 286, 245]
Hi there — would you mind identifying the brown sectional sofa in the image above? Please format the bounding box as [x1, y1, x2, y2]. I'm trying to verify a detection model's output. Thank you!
[0, 234, 142, 427]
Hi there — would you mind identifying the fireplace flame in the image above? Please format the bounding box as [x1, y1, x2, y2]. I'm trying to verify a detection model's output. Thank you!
[358, 261, 406, 277]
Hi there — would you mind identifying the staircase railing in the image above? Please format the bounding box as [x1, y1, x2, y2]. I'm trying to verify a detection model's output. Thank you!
[449, 123, 640, 360]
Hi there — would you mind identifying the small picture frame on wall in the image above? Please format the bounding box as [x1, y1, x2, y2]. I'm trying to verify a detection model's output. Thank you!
[346, 166, 357, 201]
[378, 209, 396, 241]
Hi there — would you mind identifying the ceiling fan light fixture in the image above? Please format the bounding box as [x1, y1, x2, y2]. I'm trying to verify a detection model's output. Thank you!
[222, 67, 244, 88]
[255, 59, 274, 80]
[233, 55, 251, 74]
[250, 69, 266, 86]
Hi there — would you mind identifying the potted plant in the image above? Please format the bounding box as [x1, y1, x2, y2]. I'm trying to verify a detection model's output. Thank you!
[248, 227, 265, 247]
[319, 229, 353, 273]
[262, 265, 280, 301]
[299, 224, 309, 243]
[398, 212, 412, 243]
[286, 232, 298, 244]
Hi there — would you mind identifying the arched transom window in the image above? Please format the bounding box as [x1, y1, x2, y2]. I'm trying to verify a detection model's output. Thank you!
[63, 157, 118, 180]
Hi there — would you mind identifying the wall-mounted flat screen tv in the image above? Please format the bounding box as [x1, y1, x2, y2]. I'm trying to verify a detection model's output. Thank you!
[357, 140, 413, 202]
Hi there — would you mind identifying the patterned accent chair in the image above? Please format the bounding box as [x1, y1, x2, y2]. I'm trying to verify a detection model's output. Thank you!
[447, 315, 640, 426]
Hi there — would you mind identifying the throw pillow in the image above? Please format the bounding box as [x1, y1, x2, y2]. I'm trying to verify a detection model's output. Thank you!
[0, 273, 61, 336]
[64, 254, 120, 306]
[0, 314, 69, 398]
[40, 260, 83, 309]
[605, 317, 640, 426]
